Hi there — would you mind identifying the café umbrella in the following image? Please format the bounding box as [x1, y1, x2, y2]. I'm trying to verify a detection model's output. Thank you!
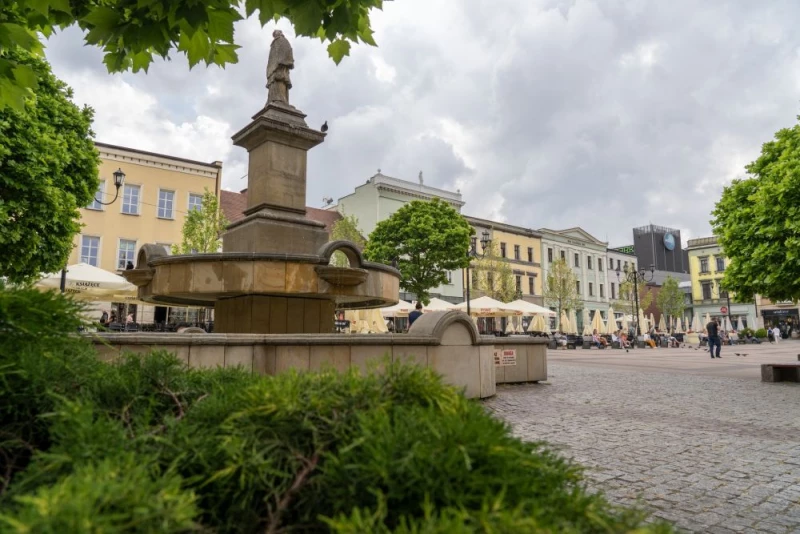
[36, 263, 137, 301]
[559, 310, 570, 332]
[605, 306, 617, 334]
[423, 297, 455, 312]
[590, 310, 605, 334]
[452, 296, 522, 317]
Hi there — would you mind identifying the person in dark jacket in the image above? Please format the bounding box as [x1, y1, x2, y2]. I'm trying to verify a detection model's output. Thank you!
[408, 302, 423, 327]
[706, 319, 722, 358]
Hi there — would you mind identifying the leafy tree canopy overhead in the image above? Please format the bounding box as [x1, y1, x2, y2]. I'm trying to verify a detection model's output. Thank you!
[0, 47, 99, 283]
[0, 0, 383, 110]
[363, 198, 473, 304]
[711, 116, 800, 303]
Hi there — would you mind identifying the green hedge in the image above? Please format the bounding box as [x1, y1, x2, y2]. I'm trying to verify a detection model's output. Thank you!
[0, 285, 673, 533]
[755, 328, 768, 338]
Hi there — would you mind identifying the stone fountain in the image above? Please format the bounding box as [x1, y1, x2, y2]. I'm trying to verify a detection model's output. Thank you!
[107, 31, 549, 399]
[124, 30, 399, 334]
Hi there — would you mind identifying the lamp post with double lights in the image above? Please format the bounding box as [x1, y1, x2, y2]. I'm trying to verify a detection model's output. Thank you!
[60, 168, 126, 292]
[615, 263, 655, 336]
[717, 281, 732, 328]
[465, 229, 491, 317]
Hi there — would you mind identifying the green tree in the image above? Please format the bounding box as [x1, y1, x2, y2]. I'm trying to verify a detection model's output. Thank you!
[617, 278, 654, 317]
[711, 116, 800, 302]
[0, 0, 382, 110]
[656, 275, 685, 331]
[0, 47, 99, 283]
[172, 188, 228, 254]
[472, 242, 516, 302]
[330, 213, 365, 267]
[364, 199, 473, 304]
[542, 258, 581, 331]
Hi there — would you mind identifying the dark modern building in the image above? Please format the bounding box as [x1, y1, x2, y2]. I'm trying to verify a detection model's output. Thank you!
[632, 224, 689, 274]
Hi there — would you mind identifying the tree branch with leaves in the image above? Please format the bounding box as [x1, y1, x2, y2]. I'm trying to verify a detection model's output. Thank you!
[329, 213, 365, 267]
[656, 275, 685, 330]
[472, 242, 516, 303]
[172, 188, 228, 254]
[542, 258, 581, 331]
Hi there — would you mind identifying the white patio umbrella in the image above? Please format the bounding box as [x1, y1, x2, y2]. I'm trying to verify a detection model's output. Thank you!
[747, 313, 757, 331]
[36, 263, 137, 301]
[559, 310, 570, 332]
[505, 299, 556, 316]
[649, 313, 656, 331]
[704, 312, 711, 327]
[691, 314, 701, 332]
[676, 317, 683, 333]
[527, 314, 549, 332]
[591, 310, 605, 334]
[453, 296, 522, 317]
[605, 306, 617, 334]
[504, 317, 515, 334]
[423, 297, 455, 312]
[638, 308, 647, 333]
[380, 300, 414, 317]
[569, 309, 578, 334]
[736, 317, 745, 332]
[658, 314, 667, 332]
[621, 313, 629, 332]
[582, 309, 592, 335]
[723, 316, 732, 332]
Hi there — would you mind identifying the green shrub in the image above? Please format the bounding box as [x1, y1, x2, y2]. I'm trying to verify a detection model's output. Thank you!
[0, 285, 674, 533]
[755, 328, 768, 338]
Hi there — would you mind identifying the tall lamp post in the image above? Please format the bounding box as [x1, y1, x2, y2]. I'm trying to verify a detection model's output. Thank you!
[60, 168, 126, 292]
[465, 230, 491, 317]
[616, 263, 654, 336]
[718, 283, 732, 328]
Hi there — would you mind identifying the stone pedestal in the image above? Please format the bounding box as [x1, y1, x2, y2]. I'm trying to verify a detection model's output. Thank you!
[215, 296, 335, 334]
[224, 103, 326, 256]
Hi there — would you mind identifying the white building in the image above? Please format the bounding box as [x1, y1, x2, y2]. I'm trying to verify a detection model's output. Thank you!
[605, 247, 639, 324]
[332, 171, 465, 303]
[539, 227, 610, 331]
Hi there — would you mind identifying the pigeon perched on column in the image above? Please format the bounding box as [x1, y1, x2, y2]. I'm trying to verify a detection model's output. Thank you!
[321, 121, 328, 132]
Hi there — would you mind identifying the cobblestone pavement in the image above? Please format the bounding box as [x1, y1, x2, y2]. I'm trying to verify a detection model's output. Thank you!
[484, 363, 800, 533]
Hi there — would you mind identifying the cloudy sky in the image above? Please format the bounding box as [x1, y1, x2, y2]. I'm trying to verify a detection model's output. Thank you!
[47, 0, 800, 246]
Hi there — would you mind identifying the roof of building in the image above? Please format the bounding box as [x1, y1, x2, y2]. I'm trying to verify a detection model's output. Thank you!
[339, 171, 464, 206]
[95, 141, 223, 169]
[538, 227, 607, 246]
[463, 215, 542, 238]
[220, 189, 342, 232]
[686, 236, 719, 249]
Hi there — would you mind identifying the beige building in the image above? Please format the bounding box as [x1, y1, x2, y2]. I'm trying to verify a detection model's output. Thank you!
[69, 142, 223, 321]
[464, 216, 544, 305]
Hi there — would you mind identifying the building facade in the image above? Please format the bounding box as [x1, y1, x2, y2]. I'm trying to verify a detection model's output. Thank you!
[756, 296, 799, 335]
[539, 227, 610, 330]
[632, 224, 690, 274]
[332, 172, 465, 303]
[605, 247, 638, 324]
[69, 142, 223, 322]
[464, 216, 543, 305]
[686, 236, 756, 328]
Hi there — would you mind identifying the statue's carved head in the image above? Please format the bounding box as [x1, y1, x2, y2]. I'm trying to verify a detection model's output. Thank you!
[273, 29, 284, 39]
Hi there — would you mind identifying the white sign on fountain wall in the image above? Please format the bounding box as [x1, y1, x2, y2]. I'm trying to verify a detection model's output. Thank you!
[494, 348, 517, 366]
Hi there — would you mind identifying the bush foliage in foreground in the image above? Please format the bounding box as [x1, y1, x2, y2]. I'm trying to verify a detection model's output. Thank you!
[0, 286, 673, 533]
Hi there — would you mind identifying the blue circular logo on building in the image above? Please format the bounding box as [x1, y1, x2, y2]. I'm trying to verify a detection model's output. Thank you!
[663, 233, 675, 251]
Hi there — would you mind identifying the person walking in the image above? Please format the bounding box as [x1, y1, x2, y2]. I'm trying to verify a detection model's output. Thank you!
[772, 325, 781, 344]
[706, 318, 722, 358]
[408, 302, 423, 327]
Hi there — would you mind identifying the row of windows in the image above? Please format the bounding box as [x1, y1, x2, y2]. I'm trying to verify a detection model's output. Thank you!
[471, 237, 536, 263]
[700, 280, 727, 300]
[80, 236, 171, 270]
[546, 248, 632, 272]
[88, 182, 203, 219]
[575, 281, 606, 298]
[472, 272, 537, 295]
[698, 256, 726, 274]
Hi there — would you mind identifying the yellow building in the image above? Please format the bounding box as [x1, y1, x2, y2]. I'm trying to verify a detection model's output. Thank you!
[68, 142, 223, 321]
[686, 236, 755, 327]
[463, 216, 543, 305]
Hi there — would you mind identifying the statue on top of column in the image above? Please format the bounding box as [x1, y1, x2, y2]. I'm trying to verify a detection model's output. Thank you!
[267, 30, 294, 105]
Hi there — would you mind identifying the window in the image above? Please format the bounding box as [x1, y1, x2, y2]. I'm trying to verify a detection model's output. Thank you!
[547, 248, 553, 262]
[87, 180, 105, 210]
[702, 282, 712, 300]
[589, 282, 594, 296]
[609, 258, 613, 270]
[574, 253, 580, 268]
[587, 256, 593, 269]
[599, 284, 604, 298]
[560, 250, 565, 260]
[188, 193, 203, 212]
[470, 237, 477, 252]
[715, 256, 725, 272]
[515, 275, 522, 293]
[598, 259, 603, 272]
[487, 271, 494, 288]
[631, 263, 636, 271]
[527, 247, 533, 262]
[699, 257, 709, 273]
[575, 281, 581, 294]
[122, 184, 140, 215]
[117, 239, 136, 270]
[500, 243, 507, 258]
[623, 261, 628, 271]
[528, 276, 534, 295]
[446, 271, 453, 284]
[158, 189, 175, 219]
[611, 282, 616, 299]
[514, 245, 520, 260]
[80, 236, 100, 266]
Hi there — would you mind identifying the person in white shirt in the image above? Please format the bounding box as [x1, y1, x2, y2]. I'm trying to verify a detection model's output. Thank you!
[772, 326, 781, 344]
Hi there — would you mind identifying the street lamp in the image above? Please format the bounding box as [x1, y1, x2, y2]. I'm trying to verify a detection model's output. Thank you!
[465, 229, 491, 316]
[616, 263, 655, 336]
[60, 168, 126, 292]
[717, 282, 732, 328]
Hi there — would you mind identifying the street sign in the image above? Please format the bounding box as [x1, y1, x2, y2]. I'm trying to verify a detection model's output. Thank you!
[720, 306, 728, 314]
